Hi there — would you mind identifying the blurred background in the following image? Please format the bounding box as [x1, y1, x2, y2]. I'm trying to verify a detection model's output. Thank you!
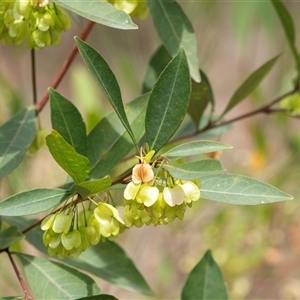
[1, 1, 300, 299]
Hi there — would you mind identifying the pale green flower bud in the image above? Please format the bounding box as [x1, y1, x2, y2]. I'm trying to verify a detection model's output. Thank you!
[181, 181, 200, 203]
[163, 185, 185, 206]
[52, 213, 72, 234]
[41, 213, 56, 231]
[86, 225, 100, 245]
[136, 184, 159, 207]
[61, 230, 81, 251]
[124, 182, 140, 200]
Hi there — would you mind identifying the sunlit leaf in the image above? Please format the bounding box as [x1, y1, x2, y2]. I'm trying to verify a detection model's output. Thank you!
[75, 176, 112, 198]
[46, 130, 90, 184]
[223, 55, 280, 115]
[0, 188, 74, 216]
[270, 0, 300, 75]
[200, 174, 294, 204]
[53, 0, 137, 30]
[0, 226, 24, 250]
[188, 70, 214, 127]
[0, 107, 36, 180]
[162, 141, 232, 159]
[88, 94, 148, 179]
[145, 48, 191, 152]
[181, 250, 228, 300]
[142, 45, 172, 93]
[148, 0, 200, 82]
[75, 38, 138, 149]
[49, 88, 87, 156]
[64, 241, 153, 296]
[163, 159, 224, 180]
[16, 253, 100, 299]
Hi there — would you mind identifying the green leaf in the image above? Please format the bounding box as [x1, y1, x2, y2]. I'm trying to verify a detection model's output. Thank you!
[148, 0, 200, 82]
[0, 226, 24, 250]
[0, 297, 23, 300]
[163, 159, 224, 180]
[270, 0, 300, 75]
[142, 45, 172, 93]
[188, 70, 215, 127]
[0, 107, 36, 180]
[53, 0, 137, 30]
[223, 55, 280, 115]
[64, 241, 153, 296]
[0, 188, 73, 216]
[46, 130, 90, 184]
[49, 88, 87, 156]
[76, 295, 118, 300]
[200, 174, 294, 205]
[75, 176, 112, 198]
[16, 253, 100, 299]
[162, 141, 232, 159]
[181, 250, 228, 300]
[75, 37, 138, 150]
[145, 48, 191, 152]
[88, 94, 148, 179]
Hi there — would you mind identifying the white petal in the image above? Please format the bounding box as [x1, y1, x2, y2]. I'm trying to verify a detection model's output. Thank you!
[124, 182, 140, 200]
[163, 186, 185, 207]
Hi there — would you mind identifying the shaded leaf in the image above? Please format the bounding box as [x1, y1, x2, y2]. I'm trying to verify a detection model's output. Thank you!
[188, 70, 214, 127]
[54, 0, 137, 30]
[88, 94, 148, 179]
[75, 38, 138, 149]
[75, 176, 112, 198]
[181, 250, 228, 300]
[200, 174, 294, 205]
[163, 159, 224, 180]
[65, 241, 153, 296]
[0, 107, 36, 180]
[148, 0, 200, 82]
[162, 140, 232, 159]
[270, 0, 300, 75]
[145, 48, 191, 152]
[142, 45, 172, 93]
[0, 297, 23, 300]
[49, 88, 87, 156]
[76, 295, 118, 300]
[223, 55, 280, 115]
[0, 226, 24, 250]
[0, 188, 74, 216]
[46, 130, 90, 184]
[16, 253, 100, 299]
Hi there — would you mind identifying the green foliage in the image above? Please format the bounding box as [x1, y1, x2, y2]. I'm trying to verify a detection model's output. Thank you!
[0, 226, 24, 250]
[181, 250, 228, 300]
[53, 0, 137, 30]
[145, 48, 191, 152]
[0, 107, 36, 180]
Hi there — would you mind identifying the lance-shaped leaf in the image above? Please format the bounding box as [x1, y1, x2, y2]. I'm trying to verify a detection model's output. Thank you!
[222, 55, 280, 115]
[49, 88, 87, 156]
[16, 253, 100, 299]
[53, 0, 137, 30]
[75, 176, 112, 198]
[76, 296, 118, 300]
[46, 131, 90, 184]
[162, 141, 232, 160]
[270, 0, 300, 75]
[142, 45, 172, 93]
[200, 174, 294, 205]
[163, 159, 224, 181]
[181, 250, 228, 300]
[148, 0, 200, 82]
[0, 188, 74, 216]
[188, 70, 215, 127]
[0, 226, 24, 250]
[0, 107, 36, 180]
[75, 37, 138, 150]
[64, 241, 153, 296]
[145, 48, 191, 152]
[88, 94, 148, 179]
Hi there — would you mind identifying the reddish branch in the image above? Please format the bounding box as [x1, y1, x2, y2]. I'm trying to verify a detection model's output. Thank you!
[35, 21, 95, 113]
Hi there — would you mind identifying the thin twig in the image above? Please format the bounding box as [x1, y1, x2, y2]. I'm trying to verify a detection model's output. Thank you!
[36, 21, 95, 113]
[6, 250, 34, 300]
[31, 49, 37, 105]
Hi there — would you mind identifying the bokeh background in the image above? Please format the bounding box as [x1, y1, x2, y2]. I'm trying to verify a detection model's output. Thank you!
[1, 1, 300, 299]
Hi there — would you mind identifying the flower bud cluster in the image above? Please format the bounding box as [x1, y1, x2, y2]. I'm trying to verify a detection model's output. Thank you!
[41, 202, 124, 259]
[0, 0, 71, 48]
[107, 0, 148, 19]
[123, 155, 201, 227]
